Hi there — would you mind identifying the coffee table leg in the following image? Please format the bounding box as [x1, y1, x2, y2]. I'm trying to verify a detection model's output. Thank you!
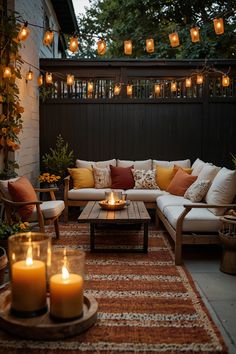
[143, 222, 149, 253]
[90, 223, 95, 252]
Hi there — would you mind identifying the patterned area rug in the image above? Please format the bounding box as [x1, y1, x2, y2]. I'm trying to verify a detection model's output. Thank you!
[0, 222, 227, 354]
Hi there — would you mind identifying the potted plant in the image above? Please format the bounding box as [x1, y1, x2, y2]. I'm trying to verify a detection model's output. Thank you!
[0, 220, 31, 251]
[231, 153, 236, 169]
[38, 172, 61, 188]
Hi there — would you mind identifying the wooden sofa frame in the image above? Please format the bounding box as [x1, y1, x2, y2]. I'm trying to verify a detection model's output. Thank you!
[156, 203, 236, 265]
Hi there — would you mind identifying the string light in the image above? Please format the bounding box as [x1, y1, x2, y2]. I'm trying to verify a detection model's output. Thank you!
[127, 84, 133, 96]
[171, 82, 177, 92]
[169, 32, 180, 47]
[97, 39, 106, 55]
[67, 74, 74, 86]
[222, 74, 230, 87]
[3, 66, 12, 79]
[37, 75, 43, 86]
[87, 81, 93, 93]
[43, 30, 54, 46]
[185, 77, 192, 87]
[146, 39, 154, 53]
[18, 22, 30, 41]
[213, 18, 224, 35]
[190, 27, 200, 42]
[114, 84, 121, 95]
[197, 75, 204, 84]
[46, 72, 53, 84]
[154, 84, 161, 95]
[26, 69, 33, 81]
[124, 40, 132, 55]
[69, 37, 79, 53]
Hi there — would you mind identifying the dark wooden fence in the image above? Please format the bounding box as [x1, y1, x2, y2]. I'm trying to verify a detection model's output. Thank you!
[40, 59, 236, 169]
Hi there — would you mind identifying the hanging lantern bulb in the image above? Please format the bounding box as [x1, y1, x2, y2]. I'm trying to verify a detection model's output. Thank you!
[97, 39, 106, 55]
[114, 84, 121, 96]
[213, 18, 224, 35]
[18, 22, 30, 41]
[88, 81, 93, 94]
[69, 36, 79, 53]
[26, 69, 33, 81]
[124, 40, 132, 55]
[3, 66, 12, 79]
[67, 74, 74, 86]
[190, 27, 200, 42]
[127, 85, 133, 96]
[38, 75, 43, 86]
[46, 72, 53, 84]
[222, 75, 230, 87]
[185, 78, 192, 88]
[169, 32, 180, 47]
[197, 75, 204, 84]
[154, 84, 161, 95]
[146, 38, 154, 53]
[171, 82, 177, 92]
[43, 30, 54, 46]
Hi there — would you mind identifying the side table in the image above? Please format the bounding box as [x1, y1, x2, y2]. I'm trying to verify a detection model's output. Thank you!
[219, 216, 236, 275]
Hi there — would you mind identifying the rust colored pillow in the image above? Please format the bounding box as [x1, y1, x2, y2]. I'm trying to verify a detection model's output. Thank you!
[166, 169, 197, 196]
[110, 165, 134, 190]
[8, 176, 38, 220]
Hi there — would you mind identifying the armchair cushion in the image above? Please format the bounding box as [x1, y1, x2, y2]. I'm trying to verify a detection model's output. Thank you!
[29, 200, 65, 221]
[8, 176, 38, 220]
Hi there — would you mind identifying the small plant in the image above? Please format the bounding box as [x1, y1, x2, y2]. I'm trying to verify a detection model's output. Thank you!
[231, 153, 236, 169]
[0, 220, 31, 240]
[42, 135, 74, 180]
[38, 172, 61, 185]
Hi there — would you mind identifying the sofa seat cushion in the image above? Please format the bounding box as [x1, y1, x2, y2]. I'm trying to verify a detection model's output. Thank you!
[29, 200, 65, 221]
[156, 195, 192, 213]
[162, 205, 221, 232]
[126, 189, 168, 202]
[68, 188, 118, 200]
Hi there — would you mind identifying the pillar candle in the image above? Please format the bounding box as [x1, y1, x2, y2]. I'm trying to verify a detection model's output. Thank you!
[11, 260, 47, 312]
[50, 270, 84, 319]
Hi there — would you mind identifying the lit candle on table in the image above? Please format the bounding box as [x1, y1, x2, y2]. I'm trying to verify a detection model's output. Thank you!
[108, 191, 115, 205]
[50, 257, 84, 319]
[11, 245, 47, 315]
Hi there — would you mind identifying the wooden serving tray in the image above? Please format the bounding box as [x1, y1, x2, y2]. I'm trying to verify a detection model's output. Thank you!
[0, 290, 98, 340]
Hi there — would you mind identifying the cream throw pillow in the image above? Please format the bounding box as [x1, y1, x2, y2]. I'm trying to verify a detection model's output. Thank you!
[197, 163, 221, 182]
[184, 179, 211, 202]
[132, 169, 159, 189]
[205, 167, 236, 216]
[93, 166, 111, 188]
[191, 158, 206, 176]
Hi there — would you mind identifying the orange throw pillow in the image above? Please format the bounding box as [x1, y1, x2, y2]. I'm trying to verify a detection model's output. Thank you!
[167, 169, 197, 196]
[156, 166, 177, 191]
[174, 165, 192, 175]
[8, 176, 38, 220]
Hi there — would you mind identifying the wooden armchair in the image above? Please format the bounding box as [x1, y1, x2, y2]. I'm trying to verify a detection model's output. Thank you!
[1, 187, 65, 239]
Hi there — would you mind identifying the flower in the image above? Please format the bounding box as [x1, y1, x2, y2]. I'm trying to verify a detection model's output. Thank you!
[0, 220, 31, 240]
[38, 172, 61, 184]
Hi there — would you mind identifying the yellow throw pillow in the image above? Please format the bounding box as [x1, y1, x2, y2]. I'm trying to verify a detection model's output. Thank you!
[156, 166, 176, 191]
[68, 168, 94, 189]
[174, 165, 192, 175]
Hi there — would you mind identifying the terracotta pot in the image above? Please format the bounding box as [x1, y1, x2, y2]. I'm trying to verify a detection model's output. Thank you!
[0, 246, 8, 285]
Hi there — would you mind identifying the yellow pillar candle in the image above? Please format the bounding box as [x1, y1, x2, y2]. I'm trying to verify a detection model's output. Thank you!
[50, 266, 84, 319]
[11, 259, 47, 313]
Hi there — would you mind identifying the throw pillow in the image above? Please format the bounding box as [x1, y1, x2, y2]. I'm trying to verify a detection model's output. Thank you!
[205, 167, 236, 216]
[8, 176, 38, 220]
[184, 179, 211, 202]
[68, 168, 94, 189]
[191, 158, 206, 176]
[0, 177, 19, 199]
[110, 165, 134, 190]
[166, 169, 197, 196]
[174, 165, 192, 175]
[132, 169, 160, 189]
[197, 163, 221, 182]
[93, 166, 111, 188]
[156, 166, 177, 191]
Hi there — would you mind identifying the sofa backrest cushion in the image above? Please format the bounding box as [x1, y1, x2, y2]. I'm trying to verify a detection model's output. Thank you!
[156, 166, 177, 191]
[132, 169, 159, 189]
[205, 167, 236, 216]
[117, 159, 152, 170]
[8, 176, 38, 220]
[191, 158, 206, 176]
[184, 179, 211, 202]
[68, 168, 95, 189]
[93, 166, 111, 188]
[197, 163, 221, 182]
[110, 165, 134, 190]
[166, 169, 197, 196]
[153, 159, 191, 169]
[76, 159, 116, 168]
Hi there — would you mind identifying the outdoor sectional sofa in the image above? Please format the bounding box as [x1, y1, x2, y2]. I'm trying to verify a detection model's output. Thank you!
[64, 158, 236, 264]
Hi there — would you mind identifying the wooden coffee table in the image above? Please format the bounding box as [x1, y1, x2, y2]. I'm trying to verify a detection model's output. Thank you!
[78, 201, 151, 253]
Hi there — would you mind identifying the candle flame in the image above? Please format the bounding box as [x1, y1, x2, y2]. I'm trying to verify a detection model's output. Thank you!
[62, 265, 70, 280]
[26, 246, 33, 265]
[108, 192, 115, 205]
